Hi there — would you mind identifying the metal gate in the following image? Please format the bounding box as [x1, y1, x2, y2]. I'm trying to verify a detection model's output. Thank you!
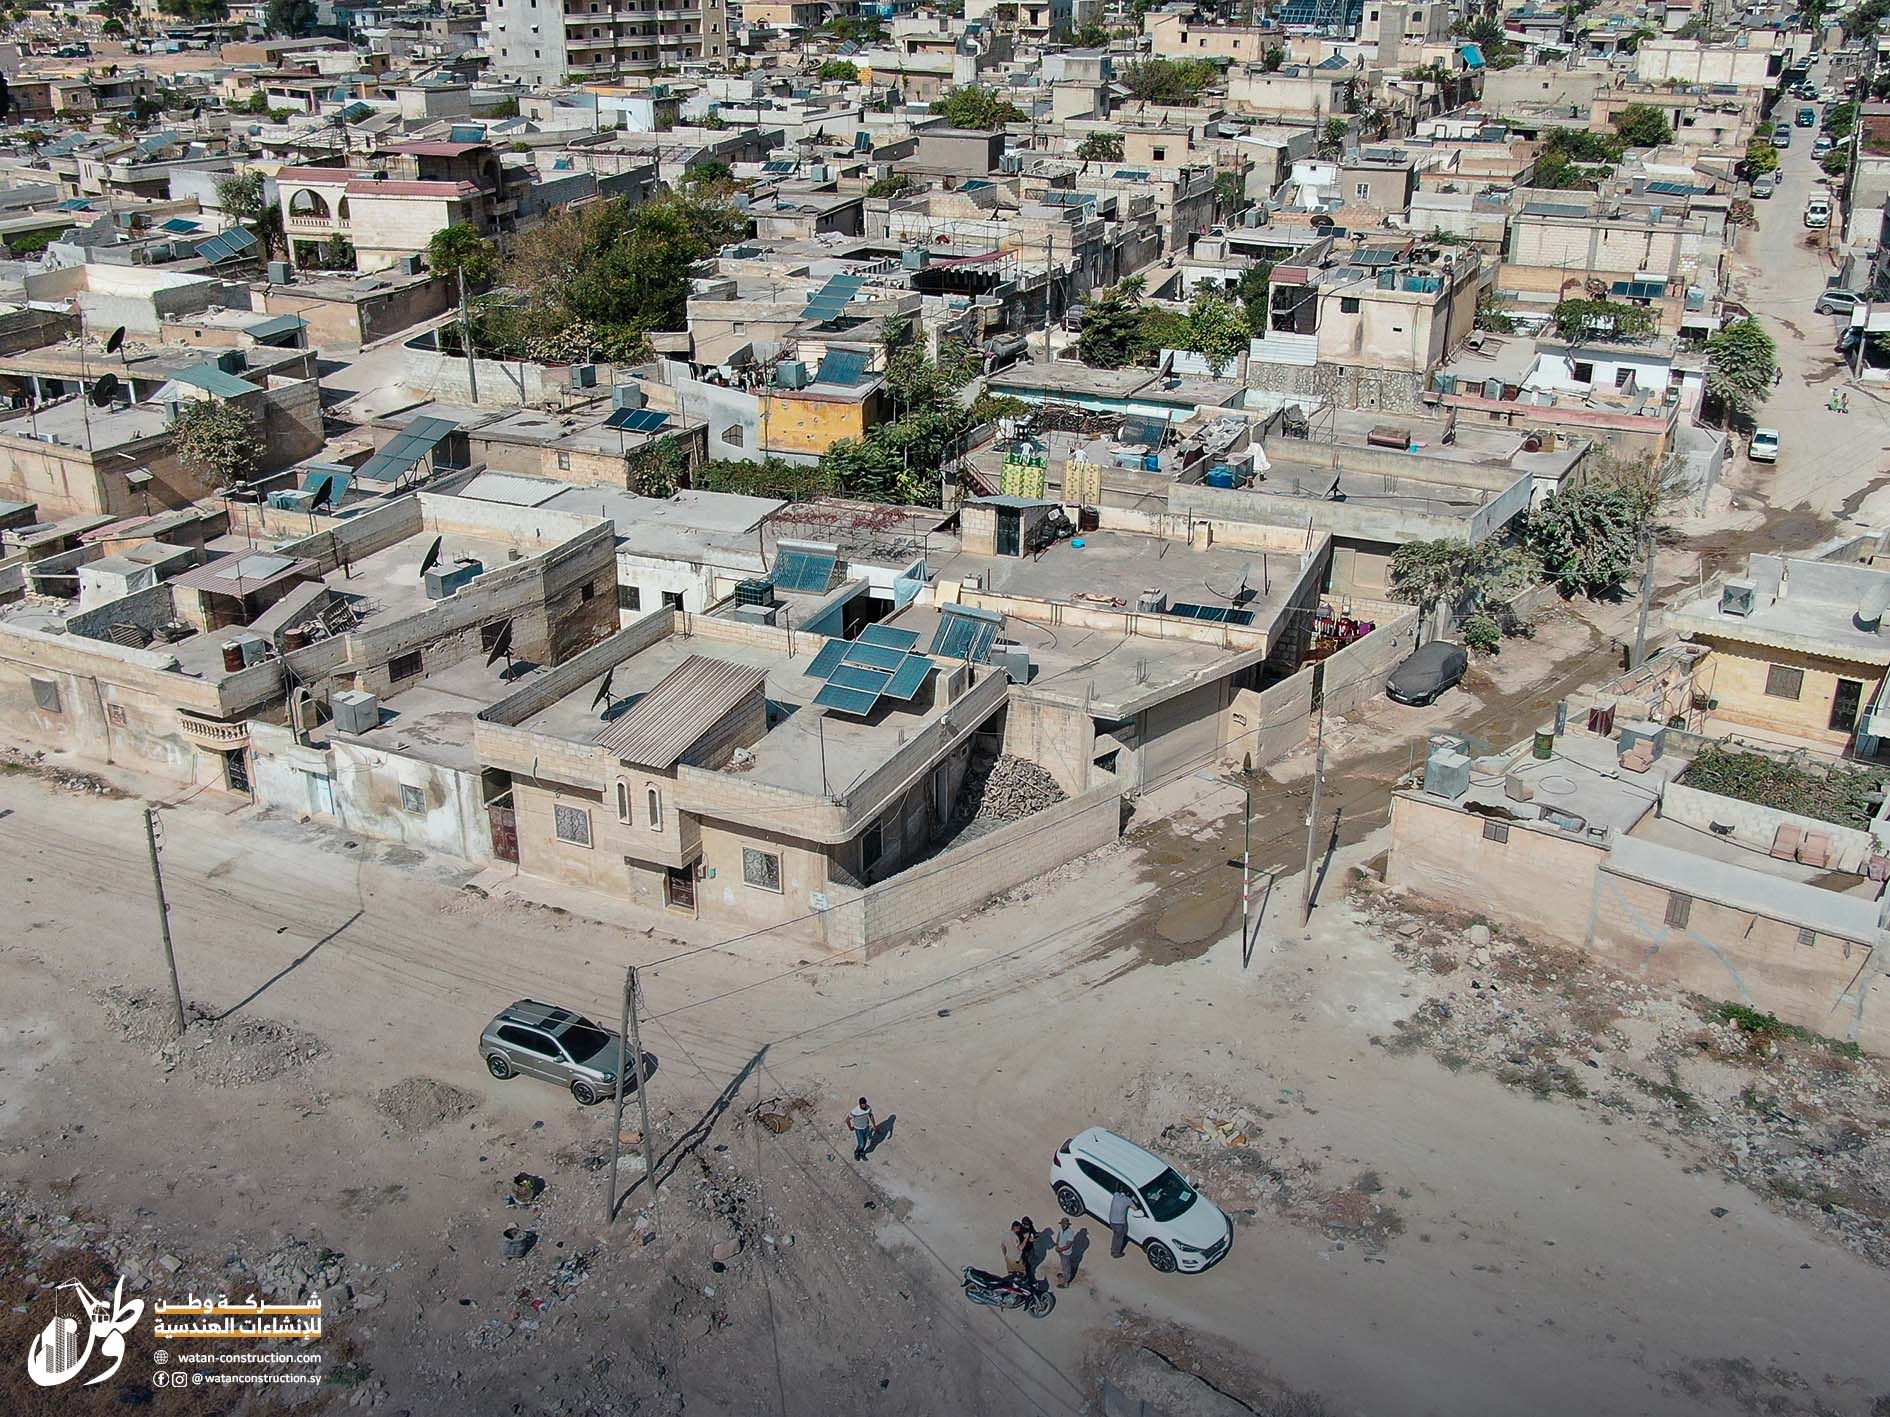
[488, 803, 518, 863]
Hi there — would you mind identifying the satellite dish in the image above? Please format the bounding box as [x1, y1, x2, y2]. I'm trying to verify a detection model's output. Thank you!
[89, 373, 119, 407]
[104, 325, 125, 355]
[590, 668, 616, 714]
[307, 474, 336, 511]
[484, 619, 515, 668]
[417, 535, 442, 580]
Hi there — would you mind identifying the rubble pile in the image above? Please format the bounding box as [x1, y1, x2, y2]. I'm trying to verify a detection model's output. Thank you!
[0, 745, 120, 795]
[951, 753, 1067, 834]
[98, 986, 329, 1087]
[1363, 893, 1890, 1267]
[375, 1076, 481, 1132]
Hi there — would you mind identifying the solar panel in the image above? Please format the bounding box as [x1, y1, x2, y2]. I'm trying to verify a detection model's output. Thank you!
[858, 624, 920, 651]
[883, 655, 935, 701]
[828, 663, 893, 694]
[603, 407, 671, 432]
[816, 348, 872, 386]
[161, 217, 200, 233]
[772, 548, 838, 593]
[804, 638, 850, 679]
[356, 416, 457, 483]
[814, 683, 881, 715]
[1167, 603, 1255, 626]
[930, 604, 1003, 662]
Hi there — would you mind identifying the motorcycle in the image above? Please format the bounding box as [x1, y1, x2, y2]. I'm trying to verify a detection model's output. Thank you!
[961, 1266, 1054, 1318]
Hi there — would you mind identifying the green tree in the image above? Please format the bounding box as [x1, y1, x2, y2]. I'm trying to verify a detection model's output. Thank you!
[1184, 287, 1247, 378]
[158, 0, 227, 18]
[1214, 169, 1247, 218]
[1612, 103, 1674, 148]
[427, 222, 498, 293]
[1262, 44, 1285, 71]
[821, 15, 884, 42]
[1390, 538, 1539, 631]
[1075, 131, 1124, 162]
[928, 85, 1024, 129]
[1234, 261, 1274, 336]
[1475, 293, 1515, 334]
[264, 0, 317, 35]
[1077, 278, 1149, 368]
[1703, 317, 1778, 426]
[866, 173, 910, 199]
[1525, 484, 1650, 595]
[681, 159, 734, 189]
[1318, 117, 1350, 159]
[1826, 101, 1859, 142]
[696, 456, 836, 500]
[1744, 136, 1780, 175]
[1117, 58, 1217, 105]
[817, 59, 859, 82]
[213, 169, 282, 259]
[1823, 149, 1852, 178]
[1551, 297, 1657, 343]
[172, 400, 261, 491]
[627, 436, 688, 497]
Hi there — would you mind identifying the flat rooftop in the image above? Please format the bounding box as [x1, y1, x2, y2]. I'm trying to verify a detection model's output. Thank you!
[1446, 727, 1687, 837]
[522, 626, 960, 799]
[344, 651, 539, 773]
[0, 398, 170, 451]
[320, 528, 524, 627]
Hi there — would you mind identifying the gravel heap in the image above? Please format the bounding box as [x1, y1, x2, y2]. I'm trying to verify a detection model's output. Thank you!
[375, 1076, 481, 1132]
[952, 753, 1067, 832]
[98, 987, 328, 1088]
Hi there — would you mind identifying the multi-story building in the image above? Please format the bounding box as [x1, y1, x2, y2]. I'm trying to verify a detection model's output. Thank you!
[486, 0, 729, 86]
[275, 140, 525, 271]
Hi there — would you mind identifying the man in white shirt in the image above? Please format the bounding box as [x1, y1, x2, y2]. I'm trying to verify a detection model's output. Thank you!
[846, 1097, 876, 1161]
[1108, 1188, 1132, 1258]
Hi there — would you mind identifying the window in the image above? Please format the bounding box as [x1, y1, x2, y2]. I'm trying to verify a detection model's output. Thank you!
[619, 584, 641, 612]
[1354, 182, 1370, 199]
[720, 424, 744, 447]
[1664, 892, 1692, 928]
[554, 803, 592, 848]
[617, 781, 631, 822]
[1482, 820, 1510, 843]
[1152, 146, 1167, 161]
[1614, 366, 1634, 388]
[29, 677, 60, 713]
[581, 580, 598, 604]
[662, 590, 685, 611]
[1077, 1159, 1125, 1193]
[742, 847, 782, 892]
[389, 649, 423, 681]
[497, 1024, 557, 1056]
[1798, 927, 1818, 947]
[1764, 664, 1805, 700]
[557, 451, 572, 470]
[1340, 296, 1361, 313]
[647, 786, 661, 829]
[106, 702, 126, 728]
[1572, 360, 1595, 384]
[400, 783, 425, 814]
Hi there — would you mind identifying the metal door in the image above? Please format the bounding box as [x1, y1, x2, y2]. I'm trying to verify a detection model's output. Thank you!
[665, 864, 696, 911]
[305, 770, 335, 816]
[996, 507, 1023, 556]
[488, 803, 519, 862]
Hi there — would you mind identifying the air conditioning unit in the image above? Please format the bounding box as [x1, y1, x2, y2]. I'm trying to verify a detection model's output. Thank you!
[227, 630, 268, 667]
[1719, 579, 1756, 616]
[776, 360, 809, 389]
[612, 383, 645, 409]
[1423, 744, 1471, 800]
[569, 363, 599, 389]
[729, 602, 780, 626]
[330, 689, 381, 734]
[396, 254, 423, 275]
[1137, 588, 1167, 613]
[266, 259, 292, 283]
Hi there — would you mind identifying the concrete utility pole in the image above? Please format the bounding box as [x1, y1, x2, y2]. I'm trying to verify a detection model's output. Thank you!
[457, 264, 479, 405]
[608, 966, 658, 1223]
[1300, 707, 1326, 927]
[142, 806, 186, 1038]
[1240, 779, 1253, 962]
[1631, 524, 1656, 670]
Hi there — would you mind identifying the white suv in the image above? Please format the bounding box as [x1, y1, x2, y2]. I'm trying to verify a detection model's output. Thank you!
[1050, 1128, 1232, 1273]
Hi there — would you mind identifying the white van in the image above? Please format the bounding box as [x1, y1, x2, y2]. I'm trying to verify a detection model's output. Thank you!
[1806, 195, 1832, 228]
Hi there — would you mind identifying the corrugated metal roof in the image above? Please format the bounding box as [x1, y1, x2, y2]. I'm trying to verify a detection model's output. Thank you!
[169, 553, 316, 596]
[591, 655, 766, 767]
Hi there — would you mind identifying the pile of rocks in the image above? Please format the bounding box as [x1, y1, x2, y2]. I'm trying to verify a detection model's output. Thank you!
[375, 1076, 480, 1132]
[98, 986, 328, 1087]
[952, 754, 1067, 832]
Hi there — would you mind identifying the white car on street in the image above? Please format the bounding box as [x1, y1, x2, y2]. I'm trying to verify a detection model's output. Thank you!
[1050, 1127, 1233, 1273]
[1750, 428, 1781, 463]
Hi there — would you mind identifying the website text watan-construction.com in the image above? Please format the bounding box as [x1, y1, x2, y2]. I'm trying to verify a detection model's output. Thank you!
[151, 1348, 325, 1390]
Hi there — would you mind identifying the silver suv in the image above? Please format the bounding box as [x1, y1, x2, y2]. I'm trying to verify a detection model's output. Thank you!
[479, 999, 639, 1106]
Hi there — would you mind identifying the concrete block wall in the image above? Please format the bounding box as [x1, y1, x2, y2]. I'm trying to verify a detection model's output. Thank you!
[1658, 780, 1878, 874]
[1318, 604, 1422, 718]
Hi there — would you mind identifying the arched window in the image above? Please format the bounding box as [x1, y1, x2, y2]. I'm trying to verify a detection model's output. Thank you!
[646, 786, 661, 829]
[336, 195, 351, 223]
[616, 780, 630, 823]
[287, 189, 329, 219]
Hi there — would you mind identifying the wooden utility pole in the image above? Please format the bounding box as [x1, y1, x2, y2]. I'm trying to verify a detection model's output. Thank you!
[608, 966, 658, 1223]
[1631, 525, 1656, 670]
[1239, 779, 1253, 963]
[457, 264, 479, 405]
[142, 806, 186, 1038]
[1300, 709, 1326, 927]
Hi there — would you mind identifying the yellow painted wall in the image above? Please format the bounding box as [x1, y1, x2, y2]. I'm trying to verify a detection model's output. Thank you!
[1695, 640, 1885, 748]
[760, 390, 878, 457]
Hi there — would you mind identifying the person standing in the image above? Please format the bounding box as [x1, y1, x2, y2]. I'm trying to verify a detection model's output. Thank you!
[1052, 1217, 1078, 1288]
[846, 1097, 876, 1161]
[1002, 1222, 1026, 1277]
[1108, 1189, 1132, 1259]
[1017, 1216, 1040, 1282]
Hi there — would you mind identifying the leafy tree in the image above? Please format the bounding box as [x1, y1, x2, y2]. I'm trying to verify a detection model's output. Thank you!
[866, 173, 910, 199]
[817, 59, 859, 82]
[172, 400, 261, 491]
[214, 169, 281, 259]
[158, 0, 227, 18]
[1072, 22, 1112, 46]
[1475, 293, 1515, 334]
[1744, 137, 1779, 175]
[1075, 131, 1123, 163]
[1525, 484, 1650, 595]
[1213, 169, 1247, 218]
[1184, 287, 1246, 378]
[813, 342, 979, 505]
[1703, 317, 1778, 426]
[1262, 45, 1285, 71]
[1318, 117, 1350, 159]
[821, 15, 884, 43]
[1826, 101, 1858, 142]
[1390, 538, 1538, 630]
[681, 159, 734, 189]
[1077, 278, 1149, 368]
[1117, 58, 1217, 105]
[427, 222, 498, 293]
[1612, 103, 1674, 148]
[1823, 149, 1851, 178]
[697, 456, 836, 499]
[264, 0, 317, 35]
[1551, 297, 1656, 343]
[627, 436, 687, 497]
[1234, 261, 1273, 336]
[928, 85, 1024, 129]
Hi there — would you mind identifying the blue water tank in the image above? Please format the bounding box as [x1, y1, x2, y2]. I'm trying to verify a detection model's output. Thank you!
[1206, 465, 1236, 488]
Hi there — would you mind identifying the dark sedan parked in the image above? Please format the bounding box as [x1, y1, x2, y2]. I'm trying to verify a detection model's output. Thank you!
[1386, 641, 1470, 706]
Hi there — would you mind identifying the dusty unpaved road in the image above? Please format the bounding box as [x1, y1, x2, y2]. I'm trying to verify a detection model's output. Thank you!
[7, 664, 1890, 1417]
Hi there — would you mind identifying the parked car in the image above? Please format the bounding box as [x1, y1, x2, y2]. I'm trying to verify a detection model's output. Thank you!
[1385, 641, 1470, 707]
[1753, 173, 1777, 199]
[1050, 1128, 1232, 1274]
[1813, 136, 1835, 158]
[479, 999, 644, 1105]
[1750, 428, 1782, 463]
[1815, 288, 1862, 314]
[1774, 124, 1793, 147]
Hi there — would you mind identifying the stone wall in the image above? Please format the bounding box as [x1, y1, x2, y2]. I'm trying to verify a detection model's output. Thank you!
[1244, 359, 1429, 413]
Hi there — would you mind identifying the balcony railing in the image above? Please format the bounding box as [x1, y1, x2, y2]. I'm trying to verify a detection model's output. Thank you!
[286, 215, 346, 232]
[177, 712, 249, 748]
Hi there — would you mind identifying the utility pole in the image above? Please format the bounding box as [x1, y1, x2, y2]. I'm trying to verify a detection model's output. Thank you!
[457, 264, 479, 405]
[1239, 778, 1253, 964]
[1300, 707, 1326, 927]
[1631, 524, 1656, 670]
[608, 966, 659, 1222]
[142, 806, 186, 1038]
[1041, 231, 1053, 362]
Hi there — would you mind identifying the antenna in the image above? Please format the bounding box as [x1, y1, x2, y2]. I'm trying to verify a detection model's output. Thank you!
[590, 667, 617, 716]
[307, 474, 336, 512]
[89, 372, 119, 407]
[105, 325, 125, 356]
[417, 534, 442, 581]
[485, 619, 516, 678]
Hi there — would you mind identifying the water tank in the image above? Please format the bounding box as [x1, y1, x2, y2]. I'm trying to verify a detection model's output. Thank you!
[569, 363, 599, 389]
[776, 360, 809, 389]
[330, 689, 381, 734]
[424, 557, 483, 599]
[1423, 744, 1471, 800]
[1719, 579, 1756, 616]
[1205, 465, 1237, 488]
[266, 260, 292, 284]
